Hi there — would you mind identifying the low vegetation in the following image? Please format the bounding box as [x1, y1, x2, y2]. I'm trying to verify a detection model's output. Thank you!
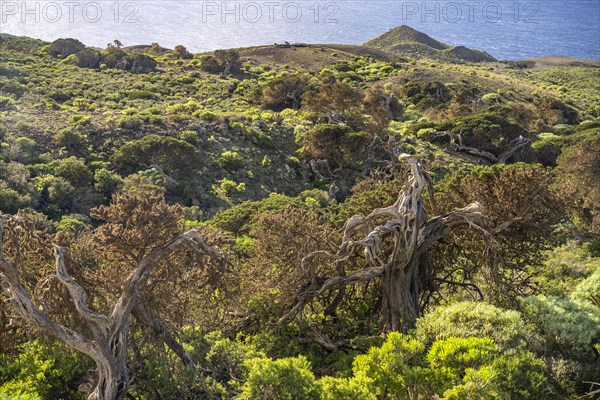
[1, 29, 599, 399]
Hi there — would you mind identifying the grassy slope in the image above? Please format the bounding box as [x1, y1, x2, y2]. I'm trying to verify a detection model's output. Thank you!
[1, 34, 598, 218]
[363, 25, 496, 62]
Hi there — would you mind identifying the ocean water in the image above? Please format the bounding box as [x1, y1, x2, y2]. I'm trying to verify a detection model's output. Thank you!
[1, 0, 599, 60]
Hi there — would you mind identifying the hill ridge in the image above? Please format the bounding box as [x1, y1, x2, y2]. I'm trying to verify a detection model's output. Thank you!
[363, 25, 496, 63]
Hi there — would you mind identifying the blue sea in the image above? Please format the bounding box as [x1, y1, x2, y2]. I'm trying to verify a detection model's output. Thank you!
[1, 0, 599, 60]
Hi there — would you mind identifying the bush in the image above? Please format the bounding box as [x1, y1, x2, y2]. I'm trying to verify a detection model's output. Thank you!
[427, 337, 496, 376]
[438, 112, 529, 156]
[199, 55, 223, 73]
[487, 351, 553, 400]
[0, 182, 31, 213]
[315, 332, 560, 400]
[55, 215, 87, 235]
[588, 238, 600, 257]
[217, 151, 244, 170]
[0, 96, 15, 109]
[318, 377, 376, 400]
[571, 268, 600, 307]
[240, 356, 320, 400]
[54, 128, 86, 153]
[33, 175, 75, 212]
[73, 48, 101, 68]
[416, 302, 531, 350]
[0, 389, 41, 400]
[48, 38, 85, 58]
[521, 295, 600, 361]
[261, 74, 308, 111]
[209, 193, 301, 235]
[218, 178, 245, 195]
[0, 341, 90, 400]
[301, 124, 371, 169]
[350, 332, 429, 399]
[173, 45, 193, 59]
[102, 51, 157, 72]
[117, 115, 143, 130]
[128, 89, 155, 100]
[69, 115, 90, 126]
[49, 156, 92, 187]
[94, 168, 123, 198]
[112, 134, 201, 177]
[534, 242, 599, 296]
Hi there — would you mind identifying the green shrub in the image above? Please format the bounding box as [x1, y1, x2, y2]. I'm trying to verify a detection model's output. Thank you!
[48, 90, 72, 102]
[49, 156, 92, 187]
[0, 389, 41, 400]
[55, 215, 87, 235]
[427, 337, 496, 377]
[571, 268, 600, 306]
[481, 93, 501, 104]
[194, 110, 217, 121]
[535, 242, 599, 296]
[179, 130, 200, 145]
[117, 115, 143, 130]
[351, 332, 430, 399]
[588, 237, 600, 257]
[521, 295, 600, 361]
[48, 38, 85, 58]
[209, 193, 301, 235]
[316, 332, 560, 400]
[0, 341, 90, 400]
[0, 182, 31, 213]
[487, 351, 553, 400]
[416, 302, 531, 350]
[217, 151, 244, 170]
[33, 174, 75, 211]
[0, 96, 16, 109]
[240, 356, 320, 400]
[54, 128, 86, 152]
[128, 89, 155, 100]
[218, 178, 245, 195]
[318, 377, 376, 400]
[69, 114, 90, 126]
[94, 168, 123, 198]
[112, 134, 201, 176]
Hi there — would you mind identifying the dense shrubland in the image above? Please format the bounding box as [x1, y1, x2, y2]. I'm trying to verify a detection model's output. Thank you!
[1, 35, 599, 399]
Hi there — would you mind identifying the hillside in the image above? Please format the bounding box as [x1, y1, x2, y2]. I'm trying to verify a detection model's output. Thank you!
[0, 30, 599, 400]
[364, 25, 497, 62]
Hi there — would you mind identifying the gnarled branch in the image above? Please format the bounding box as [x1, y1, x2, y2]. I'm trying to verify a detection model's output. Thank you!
[281, 156, 496, 337]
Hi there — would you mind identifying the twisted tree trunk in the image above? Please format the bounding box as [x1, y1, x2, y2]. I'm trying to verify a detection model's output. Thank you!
[0, 218, 223, 399]
[283, 156, 490, 333]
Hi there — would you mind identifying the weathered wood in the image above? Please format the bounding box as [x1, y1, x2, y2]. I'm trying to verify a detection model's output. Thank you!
[432, 130, 531, 164]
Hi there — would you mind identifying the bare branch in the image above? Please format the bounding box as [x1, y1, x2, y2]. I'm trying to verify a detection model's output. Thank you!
[54, 245, 111, 331]
[133, 303, 195, 368]
[111, 230, 223, 331]
[498, 136, 532, 164]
